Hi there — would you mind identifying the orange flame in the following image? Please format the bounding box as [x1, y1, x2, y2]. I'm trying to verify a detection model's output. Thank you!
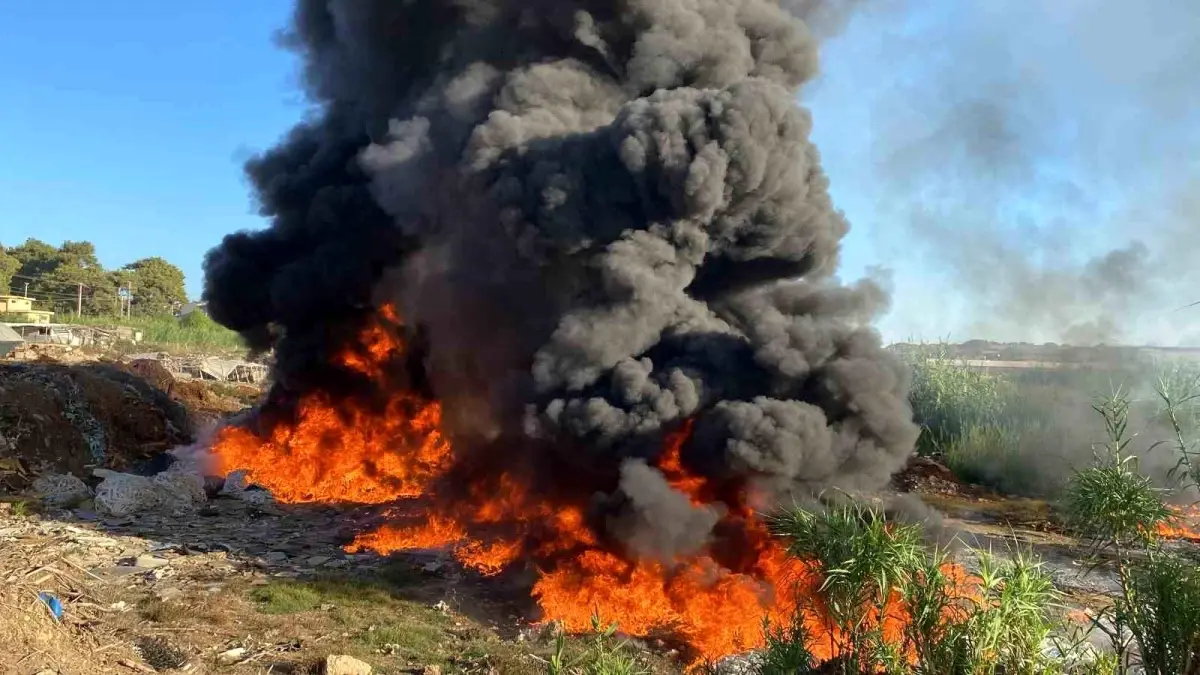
[210, 314, 452, 504]
[1156, 505, 1200, 542]
[210, 305, 972, 666]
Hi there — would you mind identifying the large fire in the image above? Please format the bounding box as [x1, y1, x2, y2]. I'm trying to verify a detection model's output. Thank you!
[210, 307, 959, 665]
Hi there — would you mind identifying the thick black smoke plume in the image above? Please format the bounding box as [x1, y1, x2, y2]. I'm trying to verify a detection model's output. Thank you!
[204, 0, 918, 555]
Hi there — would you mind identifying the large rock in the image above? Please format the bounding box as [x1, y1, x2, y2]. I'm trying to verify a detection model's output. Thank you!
[32, 473, 93, 507]
[92, 464, 207, 517]
[323, 654, 372, 675]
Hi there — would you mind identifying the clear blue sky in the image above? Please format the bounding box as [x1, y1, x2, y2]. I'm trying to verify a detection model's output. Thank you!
[2, 1, 1196, 344]
[0, 1, 303, 299]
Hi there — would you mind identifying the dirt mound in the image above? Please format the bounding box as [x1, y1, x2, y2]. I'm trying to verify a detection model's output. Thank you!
[892, 455, 980, 497]
[169, 380, 258, 427]
[125, 357, 260, 427]
[0, 362, 194, 489]
[128, 357, 176, 392]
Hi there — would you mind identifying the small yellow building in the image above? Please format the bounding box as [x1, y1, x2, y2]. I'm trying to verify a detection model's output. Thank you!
[0, 295, 54, 324]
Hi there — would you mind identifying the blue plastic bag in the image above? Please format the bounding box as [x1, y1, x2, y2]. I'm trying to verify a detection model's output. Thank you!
[38, 592, 63, 621]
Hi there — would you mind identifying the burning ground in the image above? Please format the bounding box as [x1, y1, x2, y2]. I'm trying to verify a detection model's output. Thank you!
[199, 0, 918, 665]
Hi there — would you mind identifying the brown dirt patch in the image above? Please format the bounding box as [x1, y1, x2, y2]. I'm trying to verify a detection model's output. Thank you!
[170, 380, 258, 428]
[122, 357, 259, 427]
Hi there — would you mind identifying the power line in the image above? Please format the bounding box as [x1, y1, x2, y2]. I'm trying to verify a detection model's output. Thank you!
[9, 272, 137, 289]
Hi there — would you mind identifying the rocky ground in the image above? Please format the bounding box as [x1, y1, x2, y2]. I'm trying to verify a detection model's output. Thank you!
[9, 462, 1190, 675]
[0, 493, 597, 675]
[2, 354, 1197, 675]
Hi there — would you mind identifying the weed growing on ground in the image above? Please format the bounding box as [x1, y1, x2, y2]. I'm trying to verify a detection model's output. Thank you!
[771, 501, 924, 671]
[1061, 389, 1199, 674]
[1060, 392, 1172, 554]
[1155, 363, 1200, 493]
[546, 615, 649, 675]
[758, 613, 816, 675]
[768, 502, 1068, 675]
[1125, 553, 1200, 675]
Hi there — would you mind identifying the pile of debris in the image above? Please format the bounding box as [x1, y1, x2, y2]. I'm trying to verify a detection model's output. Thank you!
[125, 351, 270, 385]
[0, 362, 194, 491]
[127, 357, 259, 427]
[892, 455, 981, 498]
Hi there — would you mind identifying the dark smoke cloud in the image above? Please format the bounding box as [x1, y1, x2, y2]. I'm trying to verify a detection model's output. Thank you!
[204, 0, 917, 558]
[807, 0, 1200, 346]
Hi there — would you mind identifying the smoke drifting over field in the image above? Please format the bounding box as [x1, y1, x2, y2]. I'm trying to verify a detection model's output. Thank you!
[203, 0, 918, 560]
[810, 0, 1200, 346]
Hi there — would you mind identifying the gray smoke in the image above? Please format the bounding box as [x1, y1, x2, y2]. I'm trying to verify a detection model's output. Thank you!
[203, 0, 918, 559]
[809, 0, 1200, 346]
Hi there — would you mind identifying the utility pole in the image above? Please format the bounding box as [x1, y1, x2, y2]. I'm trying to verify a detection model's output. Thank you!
[23, 282, 28, 298]
[76, 283, 83, 317]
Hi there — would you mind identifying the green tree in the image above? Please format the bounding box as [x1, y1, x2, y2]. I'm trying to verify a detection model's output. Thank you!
[124, 257, 187, 317]
[0, 246, 19, 294]
[6, 239, 122, 315]
[1, 239, 189, 318]
[46, 241, 118, 315]
[9, 238, 74, 312]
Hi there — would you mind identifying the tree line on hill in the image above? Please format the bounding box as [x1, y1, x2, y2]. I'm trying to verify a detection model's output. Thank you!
[0, 239, 189, 318]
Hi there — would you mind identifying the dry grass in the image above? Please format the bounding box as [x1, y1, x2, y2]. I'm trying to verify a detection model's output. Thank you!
[0, 532, 139, 673]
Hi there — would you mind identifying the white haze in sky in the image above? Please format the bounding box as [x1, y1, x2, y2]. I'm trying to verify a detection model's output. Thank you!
[805, 0, 1200, 346]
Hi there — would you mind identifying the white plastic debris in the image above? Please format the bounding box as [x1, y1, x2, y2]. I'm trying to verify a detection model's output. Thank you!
[32, 473, 93, 507]
[219, 469, 274, 504]
[93, 463, 207, 517]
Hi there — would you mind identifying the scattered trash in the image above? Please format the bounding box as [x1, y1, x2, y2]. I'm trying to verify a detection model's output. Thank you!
[0, 362, 193, 484]
[37, 592, 63, 621]
[133, 635, 189, 671]
[433, 600, 451, 615]
[219, 469, 274, 504]
[216, 647, 247, 665]
[132, 554, 170, 569]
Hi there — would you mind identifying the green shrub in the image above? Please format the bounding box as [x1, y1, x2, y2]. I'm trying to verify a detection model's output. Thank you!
[759, 613, 817, 675]
[905, 344, 1010, 456]
[1058, 389, 1200, 675]
[1155, 363, 1200, 492]
[59, 312, 244, 351]
[905, 547, 1059, 675]
[1061, 392, 1172, 553]
[1125, 553, 1200, 675]
[768, 502, 1063, 675]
